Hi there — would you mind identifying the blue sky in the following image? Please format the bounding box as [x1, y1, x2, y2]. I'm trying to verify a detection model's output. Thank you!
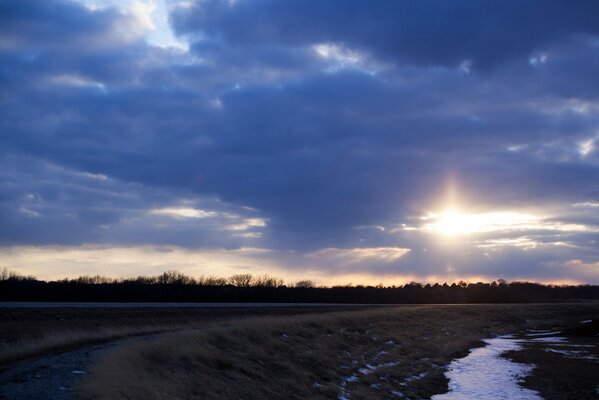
[1, 0, 598, 284]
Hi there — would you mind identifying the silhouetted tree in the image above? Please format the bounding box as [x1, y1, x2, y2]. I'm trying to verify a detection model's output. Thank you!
[228, 274, 254, 287]
[295, 280, 316, 289]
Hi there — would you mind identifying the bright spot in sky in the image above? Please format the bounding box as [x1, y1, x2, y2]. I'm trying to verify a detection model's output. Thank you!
[314, 43, 362, 65]
[579, 138, 595, 158]
[76, 0, 188, 49]
[150, 207, 217, 218]
[424, 209, 541, 236]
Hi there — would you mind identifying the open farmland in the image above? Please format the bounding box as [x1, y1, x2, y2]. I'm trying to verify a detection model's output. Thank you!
[73, 303, 598, 400]
[0, 304, 363, 366]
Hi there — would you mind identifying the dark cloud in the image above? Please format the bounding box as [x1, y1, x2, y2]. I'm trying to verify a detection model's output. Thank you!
[172, 0, 599, 69]
[0, 0, 598, 281]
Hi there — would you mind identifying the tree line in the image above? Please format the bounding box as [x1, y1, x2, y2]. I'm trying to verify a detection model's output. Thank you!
[1, 268, 598, 303]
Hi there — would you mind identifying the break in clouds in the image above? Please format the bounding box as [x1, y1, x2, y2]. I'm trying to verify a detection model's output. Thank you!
[1, 0, 598, 284]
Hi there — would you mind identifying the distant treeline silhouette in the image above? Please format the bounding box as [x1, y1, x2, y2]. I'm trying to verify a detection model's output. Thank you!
[1, 268, 598, 303]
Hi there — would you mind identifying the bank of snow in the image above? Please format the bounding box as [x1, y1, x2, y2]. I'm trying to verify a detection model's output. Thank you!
[431, 336, 542, 400]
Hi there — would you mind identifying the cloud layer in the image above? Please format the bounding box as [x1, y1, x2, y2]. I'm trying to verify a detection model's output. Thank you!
[1, 0, 598, 283]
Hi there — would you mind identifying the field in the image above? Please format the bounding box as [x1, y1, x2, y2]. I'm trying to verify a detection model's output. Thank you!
[67, 303, 598, 400]
[0, 304, 362, 367]
[0, 303, 597, 399]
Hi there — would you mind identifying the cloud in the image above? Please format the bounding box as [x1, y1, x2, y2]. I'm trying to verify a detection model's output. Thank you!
[0, 0, 598, 283]
[171, 0, 599, 69]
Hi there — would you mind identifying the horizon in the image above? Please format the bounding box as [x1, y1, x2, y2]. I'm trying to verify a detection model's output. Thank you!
[1, 1, 599, 285]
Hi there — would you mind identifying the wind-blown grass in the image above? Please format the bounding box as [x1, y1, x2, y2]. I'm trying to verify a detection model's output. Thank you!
[0, 325, 178, 366]
[0, 305, 355, 366]
[78, 303, 599, 400]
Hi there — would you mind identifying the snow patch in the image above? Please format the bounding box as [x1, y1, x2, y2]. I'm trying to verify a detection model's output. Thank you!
[71, 370, 86, 375]
[400, 371, 428, 386]
[544, 348, 599, 362]
[529, 336, 568, 343]
[358, 361, 400, 375]
[431, 336, 542, 399]
[526, 331, 561, 337]
[338, 374, 358, 400]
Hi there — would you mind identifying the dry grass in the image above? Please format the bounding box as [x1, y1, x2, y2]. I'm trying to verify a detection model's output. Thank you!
[0, 325, 183, 367]
[0, 305, 358, 367]
[78, 303, 599, 400]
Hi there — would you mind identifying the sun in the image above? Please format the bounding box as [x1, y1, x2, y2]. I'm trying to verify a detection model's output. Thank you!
[431, 209, 477, 236]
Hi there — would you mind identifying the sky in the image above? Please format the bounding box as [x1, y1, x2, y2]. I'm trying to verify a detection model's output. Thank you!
[1, 0, 599, 285]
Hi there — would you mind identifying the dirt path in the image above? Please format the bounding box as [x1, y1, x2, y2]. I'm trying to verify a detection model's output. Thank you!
[0, 334, 160, 400]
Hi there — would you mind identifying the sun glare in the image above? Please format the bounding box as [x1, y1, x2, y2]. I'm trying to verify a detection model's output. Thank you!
[425, 209, 540, 236]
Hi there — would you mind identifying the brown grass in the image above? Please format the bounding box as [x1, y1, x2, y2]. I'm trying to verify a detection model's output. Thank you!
[78, 303, 599, 400]
[0, 325, 180, 367]
[0, 306, 360, 366]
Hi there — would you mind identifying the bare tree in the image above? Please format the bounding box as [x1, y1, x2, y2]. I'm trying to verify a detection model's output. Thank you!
[294, 280, 315, 288]
[254, 274, 285, 288]
[228, 274, 254, 287]
[157, 270, 195, 285]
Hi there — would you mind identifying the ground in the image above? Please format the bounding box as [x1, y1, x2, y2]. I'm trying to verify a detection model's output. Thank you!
[0, 303, 597, 400]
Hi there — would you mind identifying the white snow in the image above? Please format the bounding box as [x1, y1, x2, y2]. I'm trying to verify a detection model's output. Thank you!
[544, 348, 599, 362]
[580, 320, 592, 324]
[358, 361, 400, 375]
[338, 374, 358, 400]
[431, 336, 542, 400]
[526, 331, 561, 337]
[358, 364, 377, 375]
[400, 371, 428, 386]
[71, 370, 86, 375]
[529, 336, 568, 343]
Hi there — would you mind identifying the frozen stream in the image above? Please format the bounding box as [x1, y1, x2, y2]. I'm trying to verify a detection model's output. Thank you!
[431, 336, 542, 400]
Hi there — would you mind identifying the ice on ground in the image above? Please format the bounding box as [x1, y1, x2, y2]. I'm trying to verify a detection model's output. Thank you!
[581, 320, 592, 324]
[545, 348, 599, 362]
[526, 331, 561, 337]
[359, 364, 377, 375]
[358, 361, 400, 375]
[400, 371, 428, 386]
[431, 336, 542, 400]
[529, 336, 568, 343]
[338, 374, 358, 400]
